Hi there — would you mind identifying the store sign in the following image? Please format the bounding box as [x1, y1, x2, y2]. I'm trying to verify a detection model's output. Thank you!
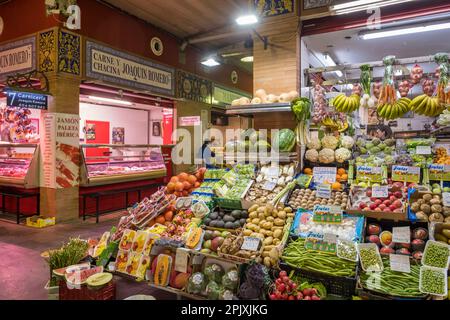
[356, 165, 383, 183]
[0, 36, 36, 80]
[213, 85, 250, 106]
[5, 90, 48, 110]
[392, 166, 421, 183]
[85, 41, 175, 97]
[179, 116, 201, 127]
[428, 164, 450, 181]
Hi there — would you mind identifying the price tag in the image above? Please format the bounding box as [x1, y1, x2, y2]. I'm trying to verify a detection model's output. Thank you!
[443, 192, 450, 207]
[389, 254, 411, 273]
[372, 186, 389, 198]
[267, 167, 280, 178]
[313, 205, 343, 224]
[175, 248, 190, 273]
[241, 237, 262, 252]
[357, 165, 383, 183]
[416, 146, 432, 155]
[313, 167, 337, 184]
[262, 181, 277, 191]
[392, 226, 411, 244]
[316, 184, 332, 199]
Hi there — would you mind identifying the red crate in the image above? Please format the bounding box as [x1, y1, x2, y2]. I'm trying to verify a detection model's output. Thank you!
[58, 280, 116, 300]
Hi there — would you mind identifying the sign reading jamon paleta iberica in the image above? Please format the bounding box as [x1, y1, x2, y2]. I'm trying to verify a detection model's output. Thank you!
[85, 41, 175, 97]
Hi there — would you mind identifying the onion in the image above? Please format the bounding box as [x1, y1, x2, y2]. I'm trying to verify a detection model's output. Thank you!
[255, 89, 267, 101]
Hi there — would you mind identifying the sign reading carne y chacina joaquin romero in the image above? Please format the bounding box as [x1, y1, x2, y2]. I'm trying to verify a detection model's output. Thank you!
[85, 40, 175, 97]
[0, 36, 36, 81]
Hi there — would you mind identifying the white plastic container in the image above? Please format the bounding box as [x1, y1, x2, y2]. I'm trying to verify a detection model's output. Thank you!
[337, 239, 359, 262]
[419, 265, 448, 297]
[421, 240, 450, 270]
[357, 243, 384, 272]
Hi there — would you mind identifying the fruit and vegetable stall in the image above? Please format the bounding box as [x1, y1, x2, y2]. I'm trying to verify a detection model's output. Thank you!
[48, 52, 450, 301]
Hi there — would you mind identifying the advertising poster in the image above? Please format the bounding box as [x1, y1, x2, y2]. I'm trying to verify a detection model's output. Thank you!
[112, 127, 125, 144]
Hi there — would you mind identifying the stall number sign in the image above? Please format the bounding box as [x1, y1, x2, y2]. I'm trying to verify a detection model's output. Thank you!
[392, 166, 420, 183]
[241, 237, 261, 252]
[316, 184, 332, 199]
[5, 90, 48, 110]
[416, 146, 432, 155]
[392, 226, 411, 244]
[313, 167, 337, 184]
[389, 254, 411, 273]
[305, 233, 336, 253]
[372, 186, 389, 198]
[313, 205, 343, 224]
[356, 165, 383, 183]
[428, 164, 450, 181]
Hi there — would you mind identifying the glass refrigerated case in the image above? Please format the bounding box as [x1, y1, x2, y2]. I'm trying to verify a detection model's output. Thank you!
[80, 144, 167, 186]
[0, 143, 39, 188]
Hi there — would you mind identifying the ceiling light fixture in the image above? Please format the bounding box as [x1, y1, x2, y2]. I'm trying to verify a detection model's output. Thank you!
[241, 56, 254, 63]
[236, 14, 258, 26]
[88, 96, 132, 105]
[201, 58, 221, 67]
[323, 53, 343, 78]
[360, 21, 450, 39]
[331, 0, 415, 15]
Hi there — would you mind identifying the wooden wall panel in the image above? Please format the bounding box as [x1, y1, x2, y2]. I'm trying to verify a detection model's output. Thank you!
[253, 112, 296, 131]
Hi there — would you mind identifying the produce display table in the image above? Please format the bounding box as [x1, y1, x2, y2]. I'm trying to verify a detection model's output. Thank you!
[58, 280, 116, 300]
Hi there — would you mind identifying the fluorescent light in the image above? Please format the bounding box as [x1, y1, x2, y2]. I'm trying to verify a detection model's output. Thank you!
[332, 0, 415, 15]
[241, 56, 254, 63]
[236, 15, 258, 26]
[201, 58, 220, 67]
[323, 53, 343, 78]
[361, 21, 450, 39]
[88, 96, 132, 105]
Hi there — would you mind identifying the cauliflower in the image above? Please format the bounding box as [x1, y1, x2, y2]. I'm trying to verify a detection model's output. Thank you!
[335, 148, 351, 163]
[319, 148, 335, 164]
[340, 136, 355, 149]
[321, 136, 339, 150]
[305, 149, 319, 162]
[307, 137, 321, 150]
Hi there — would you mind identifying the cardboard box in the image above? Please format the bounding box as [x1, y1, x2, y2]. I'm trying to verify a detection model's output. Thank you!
[26, 216, 56, 228]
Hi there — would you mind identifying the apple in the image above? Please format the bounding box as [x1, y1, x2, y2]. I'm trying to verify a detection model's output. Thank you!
[368, 224, 381, 235]
[380, 246, 395, 255]
[388, 192, 394, 197]
[363, 207, 371, 211]
[375, 199, 382, 206]
[366, 190, 372, 197]
[389, 205, 397, 211]
[369, 203, 378, 210]
[393, 200, 402, 209]
[375, 207, 382, 212]
[379, 204, 387, 210]
[383, 208, 391, 213]
[369, 235, 380, 244]
[370, 197, 377, 202]
[359, 202, 367, 210]
[389, 195, 397, 202]
[383, 200, 391, 206]
[394, 208, 403, 213]
[394, 191, 403, 199]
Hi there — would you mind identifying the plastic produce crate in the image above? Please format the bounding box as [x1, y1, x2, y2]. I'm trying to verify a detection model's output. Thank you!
[280, 262, 358, 297]
[58, 280, 116, 300]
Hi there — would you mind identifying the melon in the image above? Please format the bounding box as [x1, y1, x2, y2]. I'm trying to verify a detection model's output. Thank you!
[65, 266, 103, 286]
[172, 272, 191, 290]
[86, 272, 112, 288]
[272, 129, 296, 152]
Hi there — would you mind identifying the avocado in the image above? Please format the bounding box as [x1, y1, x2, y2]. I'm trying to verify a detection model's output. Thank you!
[216, 221, 225, 228]
[224, 222, 235, 229]
[241, 211, 248, 219]
[209, 220, 217, 227]
[231, 210, 242, 219]
[240, 218, 246, 226]
[209, 212, 219, 220]
[204, 218, 212, 226]
[218, 211, 225, 217]
[223, 215, 235, 223]
[233, 221, 241, 229]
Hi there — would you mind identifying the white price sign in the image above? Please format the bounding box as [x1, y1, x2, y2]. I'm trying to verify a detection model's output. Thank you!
[262, 181, 277, 191]
[443, 192, 450, 207]
[372, 186, 389, 198]
[267, 167, 280, 178]
[416, 146, 432, 155]
[313, 167, 337, 184]
[316, 184, 332, 199]
[389, 254, 411, 273]
[175, 248, 190, 273]
[241, 237, 262, 252]
[392, 227, 411, 244]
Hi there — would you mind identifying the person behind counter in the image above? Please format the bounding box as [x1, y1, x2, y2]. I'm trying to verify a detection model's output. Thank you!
[199, 138, 216, 168]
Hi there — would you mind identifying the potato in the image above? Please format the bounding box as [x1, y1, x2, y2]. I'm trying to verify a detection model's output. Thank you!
[252, 218, 260, 225]
[262, 251, 270, 258]
[263, 257, 271, 268]
[274, 218, 285, 226]
[257, 207, 266, 214]
[269, 247, 279, 260]
[420, 204, 431, 214]
[243, 229, 252, 236]
[258, 212, 266, 220]
[287, 213, 295, 218]
[284, 207, 293, 213]
[273, 238, 281, 245]
[259, 229, 267, 236]
[249, 204, 259, 212]
[253, 225, 261, 232]
[431, 204, 443, 213]
[277, 211, 287, 219]
[264, 222, 273, 230]
[250, 232, 260, 238]
[263, 245, 275, 252]
[249, 212, 258, 219]
[266, 216, 275, 222]
[259, 220, 266, 227]
[272, 211, 278, 218]
[263, 237, 274, 245]
[273, 229, 283, 239]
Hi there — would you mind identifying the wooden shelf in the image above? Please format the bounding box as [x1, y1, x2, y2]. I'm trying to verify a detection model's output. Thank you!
[226, 103, 291, 115]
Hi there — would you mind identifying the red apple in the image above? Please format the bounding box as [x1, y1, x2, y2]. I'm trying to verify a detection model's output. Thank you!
[383, 200, 391, 206]
[375, 199, 382, 206]
[383, 208, 391, 213]
[393, 200, 402, 209]
[389, 205, 397, 211]
[394, 208, 403, 213]
[369, 235, 380, 244]
[363, 207, 371, 211]
[380, 246, 395, 255]
[375, 207, 382, 212]
[369, 203, 378, 210]
[394, 191, 403, 199]
[368, 224, 381, 235]
[370, 197, 377, 202]
[366, 190, 372, 197]
[379, 204, 387, 210]
[359, 202, 367, 210]
[389, 195, 397, 202]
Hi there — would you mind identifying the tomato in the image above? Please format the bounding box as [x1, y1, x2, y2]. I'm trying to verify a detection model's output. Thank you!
[277, 283, 286, 293]
[288, 295, 296, 300]
[279, 271, 287, 278]
[269, 294, 277, 300]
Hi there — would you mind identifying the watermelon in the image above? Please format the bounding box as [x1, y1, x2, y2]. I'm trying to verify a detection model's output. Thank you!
[65, 266, 103, 286]
[272, 129, 296, 152]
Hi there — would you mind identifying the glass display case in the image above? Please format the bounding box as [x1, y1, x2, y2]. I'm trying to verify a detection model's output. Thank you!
[0, 143, 39, 188]
[80, 144, 167, 186]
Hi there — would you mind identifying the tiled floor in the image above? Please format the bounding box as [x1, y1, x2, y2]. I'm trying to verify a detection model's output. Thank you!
[0, 213, 176, 300]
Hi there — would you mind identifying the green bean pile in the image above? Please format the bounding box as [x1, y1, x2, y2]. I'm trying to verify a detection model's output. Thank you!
[282, 238, 357, 277]
[360, 259, 425, 298]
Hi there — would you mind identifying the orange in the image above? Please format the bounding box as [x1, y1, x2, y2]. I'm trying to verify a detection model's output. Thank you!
[337, 168, 346, 175]
[336, 174, 341, 181]
[340, 174, 348, 181]
[304, 168, 313, 175]
[155, 215, 166, 225]
[332, 182, 342, 191]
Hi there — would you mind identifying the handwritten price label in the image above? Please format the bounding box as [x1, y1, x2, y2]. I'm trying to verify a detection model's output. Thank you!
[313, 167, 337, 184]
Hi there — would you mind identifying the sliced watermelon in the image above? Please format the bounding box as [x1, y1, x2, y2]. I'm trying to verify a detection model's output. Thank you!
[65, 266, 104, 286]
[53, 263, 91, 277]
